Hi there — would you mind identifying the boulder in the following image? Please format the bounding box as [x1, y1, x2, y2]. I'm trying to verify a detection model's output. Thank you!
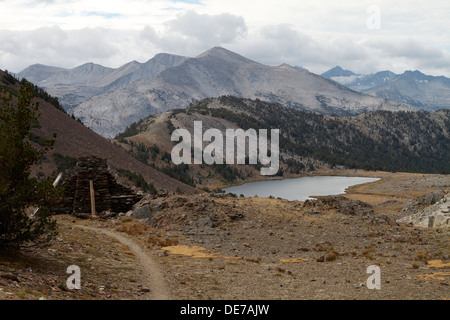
[130, 205, 152, 219]
[401, 190, 446, 215]
[398, 193, 450, 228]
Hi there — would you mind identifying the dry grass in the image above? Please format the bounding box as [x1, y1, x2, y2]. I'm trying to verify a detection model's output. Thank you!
[426, 260, 450, 269]
[416, 272, 450, 281]
[115, 217, 149, 236]
[362, 247, 376, 260]
[160, 245, 217, 259]
[280, 257, 308, 263]
[343, 194, 393, 205]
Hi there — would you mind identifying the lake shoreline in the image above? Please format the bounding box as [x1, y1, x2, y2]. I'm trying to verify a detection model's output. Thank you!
[211, 168, 392, 190]
[222, 175, 381, 202]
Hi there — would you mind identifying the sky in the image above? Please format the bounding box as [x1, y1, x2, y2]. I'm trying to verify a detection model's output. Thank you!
[1, 0, 450, 77]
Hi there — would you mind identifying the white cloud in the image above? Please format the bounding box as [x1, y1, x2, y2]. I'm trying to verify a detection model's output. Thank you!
[0, 26, 119, 71]
[138, 10, 247, 57]
[166, 11, 247, 44]
[0, 0, 449, 77]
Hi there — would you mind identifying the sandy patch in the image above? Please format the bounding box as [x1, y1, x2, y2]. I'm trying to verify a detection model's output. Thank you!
[279, 258, 309, 263]
[416, 272, 450, 281]
[426, 260, 450, 269]
[162, 245, 217, 259]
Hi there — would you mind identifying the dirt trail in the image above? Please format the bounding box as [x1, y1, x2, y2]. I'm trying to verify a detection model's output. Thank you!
[78, 225, 170, 300]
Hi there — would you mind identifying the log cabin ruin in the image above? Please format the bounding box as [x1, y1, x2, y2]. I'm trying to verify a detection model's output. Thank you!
[54, 156, 142, 215]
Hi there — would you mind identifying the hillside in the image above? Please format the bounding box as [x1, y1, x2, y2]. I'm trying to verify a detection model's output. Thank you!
[112, 96, 450, 188]
[0, 70, 196, 194]
[19, 47, 413, 139]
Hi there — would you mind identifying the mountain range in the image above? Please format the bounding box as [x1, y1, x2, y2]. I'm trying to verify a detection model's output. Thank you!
[18, 47, 412, 139]
[321, 66, 450, 111]
[17, 54, 188, 112]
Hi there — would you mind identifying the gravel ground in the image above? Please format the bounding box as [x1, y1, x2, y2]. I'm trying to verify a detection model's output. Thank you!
[0, 171, 448, 300]
[147, 171, 450, 300]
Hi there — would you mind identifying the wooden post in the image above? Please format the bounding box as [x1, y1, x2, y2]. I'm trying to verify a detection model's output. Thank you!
[53, 172, 63, 187]
[31, 172, 63, 218]
[89, 180, 96, 217]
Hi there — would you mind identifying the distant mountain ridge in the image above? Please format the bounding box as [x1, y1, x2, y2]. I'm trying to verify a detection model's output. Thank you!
[321, 67, 450, 110]
[321, 66, 355, 78]
[18, 53, 188, 111]
[18, 47, 413, 138]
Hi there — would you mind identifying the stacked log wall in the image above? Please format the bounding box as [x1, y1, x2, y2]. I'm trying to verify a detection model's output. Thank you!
[54, 156, 142, 214]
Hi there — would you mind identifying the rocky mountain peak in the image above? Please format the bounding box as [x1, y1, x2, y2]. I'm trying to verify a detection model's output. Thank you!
[321, 66, 355, 78]
[148, 52, 188, 64]
[196, 46, 256, 65]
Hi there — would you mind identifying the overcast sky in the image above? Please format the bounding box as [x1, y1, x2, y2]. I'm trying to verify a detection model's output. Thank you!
[1, 0, 449, 77]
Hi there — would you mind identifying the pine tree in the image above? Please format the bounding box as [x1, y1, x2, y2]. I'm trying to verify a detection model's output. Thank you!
[0, 83, 59, 249]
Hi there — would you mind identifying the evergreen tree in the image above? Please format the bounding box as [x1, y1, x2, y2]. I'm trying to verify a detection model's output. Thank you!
[0, 83, 59, 249]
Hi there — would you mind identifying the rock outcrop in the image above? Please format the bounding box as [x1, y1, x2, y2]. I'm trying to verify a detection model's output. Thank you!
[126, 192, 244, 230]
[398, 191, 450, 228]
